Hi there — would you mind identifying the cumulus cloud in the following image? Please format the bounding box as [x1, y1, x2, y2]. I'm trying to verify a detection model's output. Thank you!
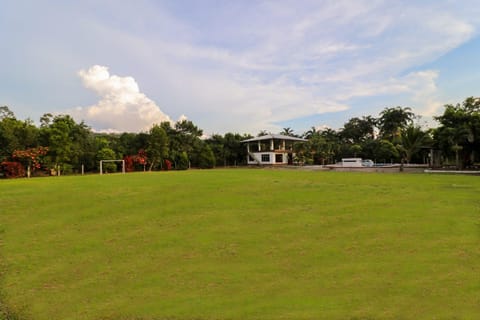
[405, 71, 443, 117]
[72, 65, 172, 132]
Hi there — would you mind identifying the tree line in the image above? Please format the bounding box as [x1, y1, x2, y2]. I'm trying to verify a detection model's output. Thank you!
[0, 106, 253, 176]
[293, 97, 480, 169]
[0, 96, 479, 177]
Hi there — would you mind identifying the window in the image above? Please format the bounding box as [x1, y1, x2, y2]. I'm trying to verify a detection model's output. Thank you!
[261, 154, 270, 162]
[275, 154, 283, 163]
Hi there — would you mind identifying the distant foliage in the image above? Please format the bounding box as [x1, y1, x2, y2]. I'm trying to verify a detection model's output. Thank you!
[1, 97, 479, 176]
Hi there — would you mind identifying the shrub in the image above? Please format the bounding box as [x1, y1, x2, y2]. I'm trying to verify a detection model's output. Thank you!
[0, 162, 25, 178]
[164, 159, 172, 171]
[61, 164, 73, 175]
[196, 146, 215, 169]
[175, 152, 189, 170]
[124, 155, 135, 172]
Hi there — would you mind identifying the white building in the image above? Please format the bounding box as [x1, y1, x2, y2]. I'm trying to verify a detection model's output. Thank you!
[242, 134, 307, 165]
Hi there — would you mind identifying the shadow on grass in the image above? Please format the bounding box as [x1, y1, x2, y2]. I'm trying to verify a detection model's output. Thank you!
[0, 249, 29, 320]
[0, 283, 28, 320]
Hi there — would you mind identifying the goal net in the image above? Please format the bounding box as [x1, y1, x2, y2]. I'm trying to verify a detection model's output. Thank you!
[99, 160, 126, 175]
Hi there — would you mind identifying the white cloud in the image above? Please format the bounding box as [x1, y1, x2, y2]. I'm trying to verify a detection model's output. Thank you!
[405, 71, 443, 116]
[10, 1, 479, 134]
[143, 1, 477, 134]
[72, 65, 172, 132]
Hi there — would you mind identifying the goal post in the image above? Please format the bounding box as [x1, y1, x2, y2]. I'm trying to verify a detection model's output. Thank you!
[99, 160, 126, 175]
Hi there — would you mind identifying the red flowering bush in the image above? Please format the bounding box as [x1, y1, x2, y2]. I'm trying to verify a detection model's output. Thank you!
[0, 161, 26, 178]
[136, 149, 147, 165]
[164, 159, 172, 170]
[12, 146, 48, 170]
[123, 150, 149, 172]
[124, 155, 135, 172]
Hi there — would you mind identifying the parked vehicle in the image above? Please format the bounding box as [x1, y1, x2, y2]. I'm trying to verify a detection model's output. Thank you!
[341, 158, 374, 167]
[362, 159, 374, 167]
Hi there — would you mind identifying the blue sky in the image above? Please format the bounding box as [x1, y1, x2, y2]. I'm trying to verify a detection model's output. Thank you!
[1, 0, 480, 135]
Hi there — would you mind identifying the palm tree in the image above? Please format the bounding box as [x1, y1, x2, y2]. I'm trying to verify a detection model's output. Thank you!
[303, 126, 318, 139]
[378, 106, 415, 141]
[281, 127, 294, 136]
[398, 125, 430, 164]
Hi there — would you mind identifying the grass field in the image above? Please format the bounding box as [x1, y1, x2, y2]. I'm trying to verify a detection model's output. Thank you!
[0, 169, 479, 319]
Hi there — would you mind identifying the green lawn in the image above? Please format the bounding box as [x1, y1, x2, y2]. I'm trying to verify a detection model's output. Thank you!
[0, 169, 479, 319]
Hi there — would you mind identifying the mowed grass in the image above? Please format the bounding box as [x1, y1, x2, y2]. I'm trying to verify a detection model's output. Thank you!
[0, 169, 479, 319]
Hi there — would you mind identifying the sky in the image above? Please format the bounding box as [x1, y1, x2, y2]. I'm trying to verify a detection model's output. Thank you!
[1, 0, 480, 135]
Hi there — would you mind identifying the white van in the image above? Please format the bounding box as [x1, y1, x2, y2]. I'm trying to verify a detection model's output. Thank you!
[341, 158, 374, 167]
[341, 158, 363, 167]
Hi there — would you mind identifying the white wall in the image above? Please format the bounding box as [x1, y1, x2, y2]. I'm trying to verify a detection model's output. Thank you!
[248, 152, 288, 165]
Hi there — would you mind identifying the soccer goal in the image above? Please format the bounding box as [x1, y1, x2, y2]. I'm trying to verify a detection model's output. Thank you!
[99, 160, 126, 175]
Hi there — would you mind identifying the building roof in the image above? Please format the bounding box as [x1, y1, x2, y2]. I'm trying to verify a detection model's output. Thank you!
[241, 134, 307, 143]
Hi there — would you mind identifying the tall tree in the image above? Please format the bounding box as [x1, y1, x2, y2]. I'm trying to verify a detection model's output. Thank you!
[257, 130, 268, 137]
[303, 134, 329, 164]
[224, 133, 251, 166]
[340, 116, 376, 144]
[302, 127, 343, 164]
[397, 126, 431, 164]
[377, 107, 415, 141]
[434, 97, 480, 169]
[362, 139, 399, 164]
[163, 119, 205, 168]
[281, 127, 295, 137]
[117, 132, 141, 156]
[46, 115, 74, 171]
[320, 128, 341, 163]
[0, 106, 15, 120]
[303, 126, 318, 139]
[41, 114, 92, 173]
[206, 134, 225, 167]
[70, 121, 95, 171]
[146, 124, 169, 171]
[0, 107, 39, 161]
[191, 140, 215, 168]
[175, 119, 203, 137]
